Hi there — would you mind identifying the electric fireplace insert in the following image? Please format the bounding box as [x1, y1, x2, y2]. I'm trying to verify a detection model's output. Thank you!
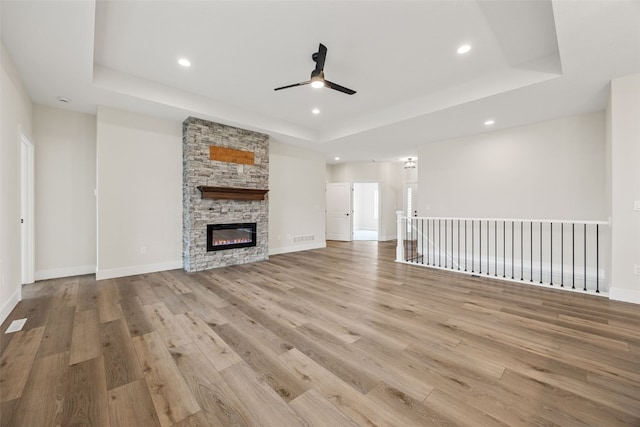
[206, 223, 257, 252]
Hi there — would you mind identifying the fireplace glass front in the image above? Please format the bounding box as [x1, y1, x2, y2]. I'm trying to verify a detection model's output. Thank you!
[207, 223, 257, 252]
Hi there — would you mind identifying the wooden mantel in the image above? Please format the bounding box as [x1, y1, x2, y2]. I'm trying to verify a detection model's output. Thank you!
[197, 186, 269, 201]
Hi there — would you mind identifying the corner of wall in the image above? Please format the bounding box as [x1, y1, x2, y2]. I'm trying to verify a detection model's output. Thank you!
[1, 41, 33, 324]
[0, 286, 21, 325]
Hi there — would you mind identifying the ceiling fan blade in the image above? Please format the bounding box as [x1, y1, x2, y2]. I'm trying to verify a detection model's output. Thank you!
[324, 80, 356, 95]
[274, 81, 311, 91]
[314, 43, 327, 73]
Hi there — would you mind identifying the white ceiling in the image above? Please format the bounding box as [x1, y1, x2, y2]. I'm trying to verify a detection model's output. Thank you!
[2, 0, 639, 164]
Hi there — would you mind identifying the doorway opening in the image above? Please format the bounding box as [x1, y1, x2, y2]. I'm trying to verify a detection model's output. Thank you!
[353, 182, 379, 241]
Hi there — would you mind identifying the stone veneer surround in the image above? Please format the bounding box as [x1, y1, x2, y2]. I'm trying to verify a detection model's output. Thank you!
[183, 117, 269, 272]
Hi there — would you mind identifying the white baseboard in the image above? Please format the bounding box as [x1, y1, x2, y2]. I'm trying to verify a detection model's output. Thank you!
[378, 234, 396, 242]
[1, 287, 22, 325]
[96, 260, 183, 281]
[269, 241, 326, 256]
[609, 287, 640, 304]
[35, 264, 96, 281]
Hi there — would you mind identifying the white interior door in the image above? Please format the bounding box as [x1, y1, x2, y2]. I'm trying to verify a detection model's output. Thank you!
[326, 182, 352, 241]
[404, 182, 419, 217]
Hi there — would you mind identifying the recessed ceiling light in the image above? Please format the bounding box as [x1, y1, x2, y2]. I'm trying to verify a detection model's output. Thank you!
[457, 44, 472, 55]
[178, 58, 191, 67]
[56, 96, 70, 103]
[334, 156, 340, 161]
[312, 108, 320, 115]
[484, 119, 495, 126]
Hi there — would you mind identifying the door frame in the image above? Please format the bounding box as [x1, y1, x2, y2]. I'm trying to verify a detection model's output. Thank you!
[20, 131, 35, 285]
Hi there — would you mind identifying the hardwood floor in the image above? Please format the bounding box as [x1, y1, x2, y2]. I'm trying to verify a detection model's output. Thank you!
[2, 241, 639, 426]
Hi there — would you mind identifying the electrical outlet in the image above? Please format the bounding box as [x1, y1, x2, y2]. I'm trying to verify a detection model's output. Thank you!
[634, 265, 640, 276]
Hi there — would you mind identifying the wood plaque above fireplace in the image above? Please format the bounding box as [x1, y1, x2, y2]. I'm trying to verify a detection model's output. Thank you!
[197, 186, 269, 201]
[209, 146, 254, 165]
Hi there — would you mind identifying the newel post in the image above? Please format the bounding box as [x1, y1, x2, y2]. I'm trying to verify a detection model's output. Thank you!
[396, 210, 404, 262]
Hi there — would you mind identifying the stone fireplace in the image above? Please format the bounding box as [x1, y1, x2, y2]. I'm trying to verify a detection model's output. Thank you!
[182, 117, 269, 272]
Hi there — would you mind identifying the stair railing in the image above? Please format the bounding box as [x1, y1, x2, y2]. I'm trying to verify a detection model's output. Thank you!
[396, 212, 609, 295]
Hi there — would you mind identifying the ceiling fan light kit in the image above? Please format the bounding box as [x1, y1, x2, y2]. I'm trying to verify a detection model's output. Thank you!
[275, 43, 356, 95]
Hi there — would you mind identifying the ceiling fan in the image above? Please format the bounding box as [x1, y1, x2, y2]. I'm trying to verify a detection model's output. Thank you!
[274, 43, 356, 95]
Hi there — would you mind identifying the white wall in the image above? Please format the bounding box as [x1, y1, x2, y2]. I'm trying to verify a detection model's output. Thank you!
[417, 112, 607, 220]
[96, 106, 182, 279]
[269, 140, 326, 254]
[33, 105, 96, 280]
[24, 105, 330, 281]
[609, 73, 640, 303]
[0, 43, 33, 322]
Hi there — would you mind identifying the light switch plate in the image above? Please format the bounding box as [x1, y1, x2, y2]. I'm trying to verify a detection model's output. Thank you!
[634, 201, 640, 211]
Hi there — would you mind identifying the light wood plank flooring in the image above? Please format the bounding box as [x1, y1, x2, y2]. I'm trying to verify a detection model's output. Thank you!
[2, 241, 639, 426]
